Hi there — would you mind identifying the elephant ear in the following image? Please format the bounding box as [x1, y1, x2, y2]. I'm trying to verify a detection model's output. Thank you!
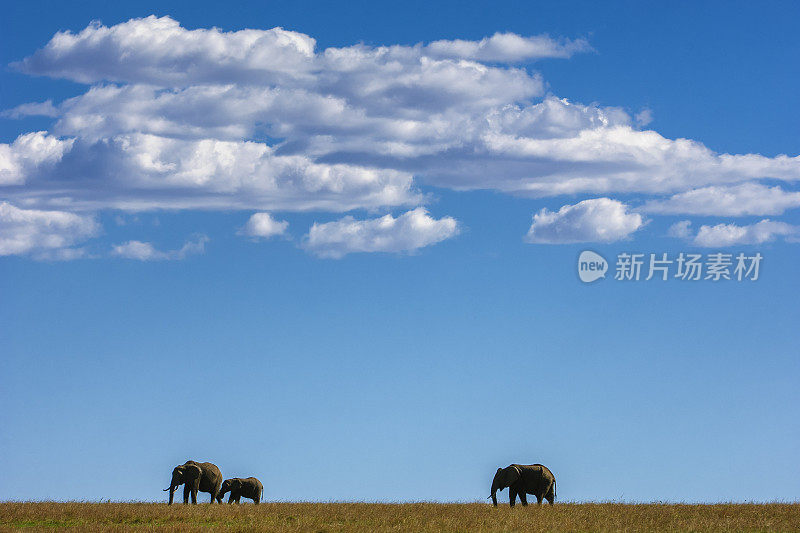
[232, 479, 242, 490]
[503, 466, 521, 486]
[185, 464, 203, 480]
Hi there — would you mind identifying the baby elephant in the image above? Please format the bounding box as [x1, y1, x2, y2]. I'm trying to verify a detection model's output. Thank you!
[217, 477, 263, 504]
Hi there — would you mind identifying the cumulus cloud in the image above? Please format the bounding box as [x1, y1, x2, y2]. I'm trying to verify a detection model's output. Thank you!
[14, 16, 317, 86]
[643, 183, 800, 216]
[525, 198, 644, 244]
[0, 133, 420, 212]
[111, 235, 208, 260]
[0, 131, 73, 185]
[14, 16, 543, 110]
[239, 212, 289, 239]
[303, 208, 458, 258]
[0, 202, 99, 258]
[3, 16, 800, 257]
[692, 220, 799, 247]
[7, 16, 800, 208]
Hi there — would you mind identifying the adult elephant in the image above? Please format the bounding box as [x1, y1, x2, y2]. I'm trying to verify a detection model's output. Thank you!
[216, 477, 263, 504]
[163, 460, 223, 504]
[490, 464, 556, 507]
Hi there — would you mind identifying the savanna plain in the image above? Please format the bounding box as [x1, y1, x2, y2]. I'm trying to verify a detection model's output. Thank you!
[1, 502, 799, 532]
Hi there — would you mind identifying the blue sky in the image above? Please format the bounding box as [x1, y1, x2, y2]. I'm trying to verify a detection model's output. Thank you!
[1, 0, 798, 502]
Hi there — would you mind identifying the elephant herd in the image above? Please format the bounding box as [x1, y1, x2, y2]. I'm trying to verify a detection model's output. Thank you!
[164, 461, 262, 505]
[164, 459, 556, 507]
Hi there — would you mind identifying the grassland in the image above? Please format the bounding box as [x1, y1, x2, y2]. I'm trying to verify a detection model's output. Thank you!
[1, 502, 798, 532]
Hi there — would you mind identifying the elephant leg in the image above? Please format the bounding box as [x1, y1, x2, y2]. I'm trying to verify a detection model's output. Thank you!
[536, 494, 543, 505]
[227, 494, 234, 504]
[519, 492, 528, 506]
[508, 488, 517, 507]
[191, 487, 198, 505]
[183, 485, 190, 504]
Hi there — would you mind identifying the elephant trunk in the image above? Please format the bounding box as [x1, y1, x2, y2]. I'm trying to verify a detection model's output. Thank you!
[166, 484, 176, 505]
[490, 474, 502, 507]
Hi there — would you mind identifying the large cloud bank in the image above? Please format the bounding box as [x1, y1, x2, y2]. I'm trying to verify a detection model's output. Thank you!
[2, 16, 799, 257]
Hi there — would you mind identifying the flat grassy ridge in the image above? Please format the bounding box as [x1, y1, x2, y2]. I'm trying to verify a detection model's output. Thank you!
[1, 502, 798, 532]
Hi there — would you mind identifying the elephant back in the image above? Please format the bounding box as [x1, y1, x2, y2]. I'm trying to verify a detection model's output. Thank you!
[518, 464, 556, 487]
[532, 464, 555, 481]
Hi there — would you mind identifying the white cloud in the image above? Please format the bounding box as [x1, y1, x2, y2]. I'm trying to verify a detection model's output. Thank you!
[474, 122, 800, 197]
[7, 17, 800, 210]
[525, 198, 645, 244]
[15, 16, 543, 111]
[239, 212, 289, 239]
[3, 16, 800, 257]
[111, 235, 208, 260]
[643, 183, 800, 216]
[0, 202, 99, 258]
[0, 132, 420, 212]
[0, 131, 73, 185]
[425, 32, 591, 62]
[692, 219, 799, 247]
[634, 108, 653, 127]
[303, 207, 458, 258]
[667, 220, 693, 239]
[15, 16, 317, 86]
[1, 100, 59, 119]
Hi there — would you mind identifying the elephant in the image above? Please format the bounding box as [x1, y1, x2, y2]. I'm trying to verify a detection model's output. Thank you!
[216, 477, 263, 504]
[163, 460, 223, 504]
[490, 464, 556, 507]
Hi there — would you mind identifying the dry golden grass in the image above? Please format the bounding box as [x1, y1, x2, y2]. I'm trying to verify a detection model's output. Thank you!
[1, 502, 798, 532]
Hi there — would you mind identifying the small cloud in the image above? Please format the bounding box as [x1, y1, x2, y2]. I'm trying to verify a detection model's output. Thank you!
[692, 219, 799, 247]
[302, 207, 458, 259]
[524, 198, 645, 244]
[113, 214, 141, 226]
[634, 108, 653, 127]
[111, 235, 208, 260]
[0, 202, 99, 259]
[425, 32, 592, 62]
[32, 247, 89, 261]
[643, 183, 800, 216]
[1, 100, 59, 119]
[667, 220, 693, 239]
[238, 212, 289, 239]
